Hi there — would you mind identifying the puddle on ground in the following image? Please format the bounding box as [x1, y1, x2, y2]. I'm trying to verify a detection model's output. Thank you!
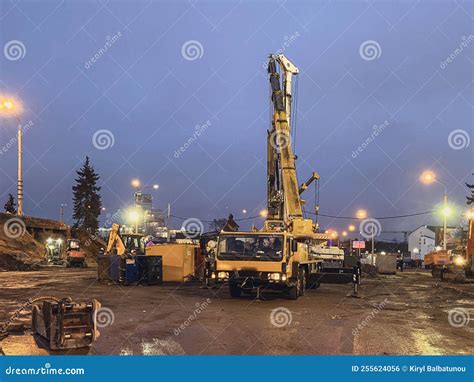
[120, 348, 133, 355]
[140, 337, 185, 355]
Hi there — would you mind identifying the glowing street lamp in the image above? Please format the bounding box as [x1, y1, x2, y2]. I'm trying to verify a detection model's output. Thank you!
[420, 170, 448, 250]
[348, 224, 356, 232]
[356, 209, 367, 219]
[342, 231, 347, 237]
[128, 209, 141, 233]
[0, 97, 24, 216]
[259, 209, 268, 218]
[420, 170, 436, 185]
[131, 178, 141, 188]
[131, 178, 159, 191]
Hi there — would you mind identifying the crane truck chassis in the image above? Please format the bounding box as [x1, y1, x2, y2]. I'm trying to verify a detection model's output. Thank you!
[212, 230, 360, 299]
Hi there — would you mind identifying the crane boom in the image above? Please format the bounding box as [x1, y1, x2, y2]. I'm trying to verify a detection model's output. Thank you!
[267, 54, 304, 224]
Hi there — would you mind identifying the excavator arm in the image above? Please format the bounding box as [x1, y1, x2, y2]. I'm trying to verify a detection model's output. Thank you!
[106, 223, 126, 256]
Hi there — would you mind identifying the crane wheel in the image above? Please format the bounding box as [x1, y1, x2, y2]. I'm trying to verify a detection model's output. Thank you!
[299, 267, 306, 297]
[229, 283, 242, 298]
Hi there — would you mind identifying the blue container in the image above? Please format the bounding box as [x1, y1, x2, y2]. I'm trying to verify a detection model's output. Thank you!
[109, 255, 121, 282]
[125, 259, 140, 285]
[136, 255, 163, 285]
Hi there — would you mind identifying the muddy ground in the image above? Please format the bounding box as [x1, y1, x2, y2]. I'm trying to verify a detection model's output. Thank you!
[0, 267, 472, 355]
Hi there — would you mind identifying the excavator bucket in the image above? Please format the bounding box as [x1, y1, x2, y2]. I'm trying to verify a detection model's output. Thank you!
[32, 298, 100, 350]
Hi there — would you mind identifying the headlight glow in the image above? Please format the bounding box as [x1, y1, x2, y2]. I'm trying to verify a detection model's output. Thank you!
[268, 273, 281, 281]
[453, 257, 466, 266]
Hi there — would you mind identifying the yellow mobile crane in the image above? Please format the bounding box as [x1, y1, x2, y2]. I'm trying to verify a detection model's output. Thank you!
[213, 54, 359, 299]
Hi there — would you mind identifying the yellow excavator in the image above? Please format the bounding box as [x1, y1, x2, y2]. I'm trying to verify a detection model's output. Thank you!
[104, 223, 144, 256]
[213, 54, 360, 299]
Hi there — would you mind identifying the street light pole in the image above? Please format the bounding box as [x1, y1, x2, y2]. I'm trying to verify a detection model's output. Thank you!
[17, 121, 23, 216]
[371, 225, 375, 266]
[0, 99, 24, 216]
[420, 171, 449, 252]
[442, 186, 447, 251]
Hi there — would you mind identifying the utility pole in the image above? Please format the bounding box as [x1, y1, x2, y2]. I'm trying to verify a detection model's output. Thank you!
[443, 191, 448, 251]
[167, 203, 171, 242]
[17, 122, 23, 216]
[371, 225, 375, 266]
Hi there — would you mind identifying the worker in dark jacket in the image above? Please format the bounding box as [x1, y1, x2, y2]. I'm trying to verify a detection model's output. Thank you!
[223, 214, 239, 232]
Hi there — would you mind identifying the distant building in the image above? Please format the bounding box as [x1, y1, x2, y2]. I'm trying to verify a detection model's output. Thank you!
[408, 226, 436, 261]
[134, 192, 166, 235]
[408, 225, 465, 261]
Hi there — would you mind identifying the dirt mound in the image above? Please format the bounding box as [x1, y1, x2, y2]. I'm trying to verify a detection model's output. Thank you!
[0, 215, 44, 271]
[0, 213, 104, 271]
[71, 228, 106, 263]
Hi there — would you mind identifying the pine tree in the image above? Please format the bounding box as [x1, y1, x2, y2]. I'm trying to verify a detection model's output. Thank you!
[72, 156, 102, 232]
[467, 173, 474, 205]
[4, 193, 16, 214]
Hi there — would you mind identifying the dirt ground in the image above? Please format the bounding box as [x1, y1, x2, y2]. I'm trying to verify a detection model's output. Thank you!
[0, 267, 472, 355]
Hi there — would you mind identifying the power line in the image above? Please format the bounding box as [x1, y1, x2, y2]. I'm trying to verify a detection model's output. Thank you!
[170, 214, 260, 223]
[304, 210, 437, 220]
[171, 209, 436, 224]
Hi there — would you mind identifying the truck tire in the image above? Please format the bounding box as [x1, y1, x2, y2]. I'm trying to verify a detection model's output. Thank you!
[229, 283, 242, 298]
[288, 284, 298, 300]
[299, 267, 306, 296]
[288, 268, 303, 300]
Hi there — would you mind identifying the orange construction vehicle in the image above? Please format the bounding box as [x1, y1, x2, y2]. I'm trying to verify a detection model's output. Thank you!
[65, 239, 88, 268]
[425, 248, 467, 281]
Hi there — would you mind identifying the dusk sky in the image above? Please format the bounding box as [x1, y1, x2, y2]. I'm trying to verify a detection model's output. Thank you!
[0, 0, 472, 236]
